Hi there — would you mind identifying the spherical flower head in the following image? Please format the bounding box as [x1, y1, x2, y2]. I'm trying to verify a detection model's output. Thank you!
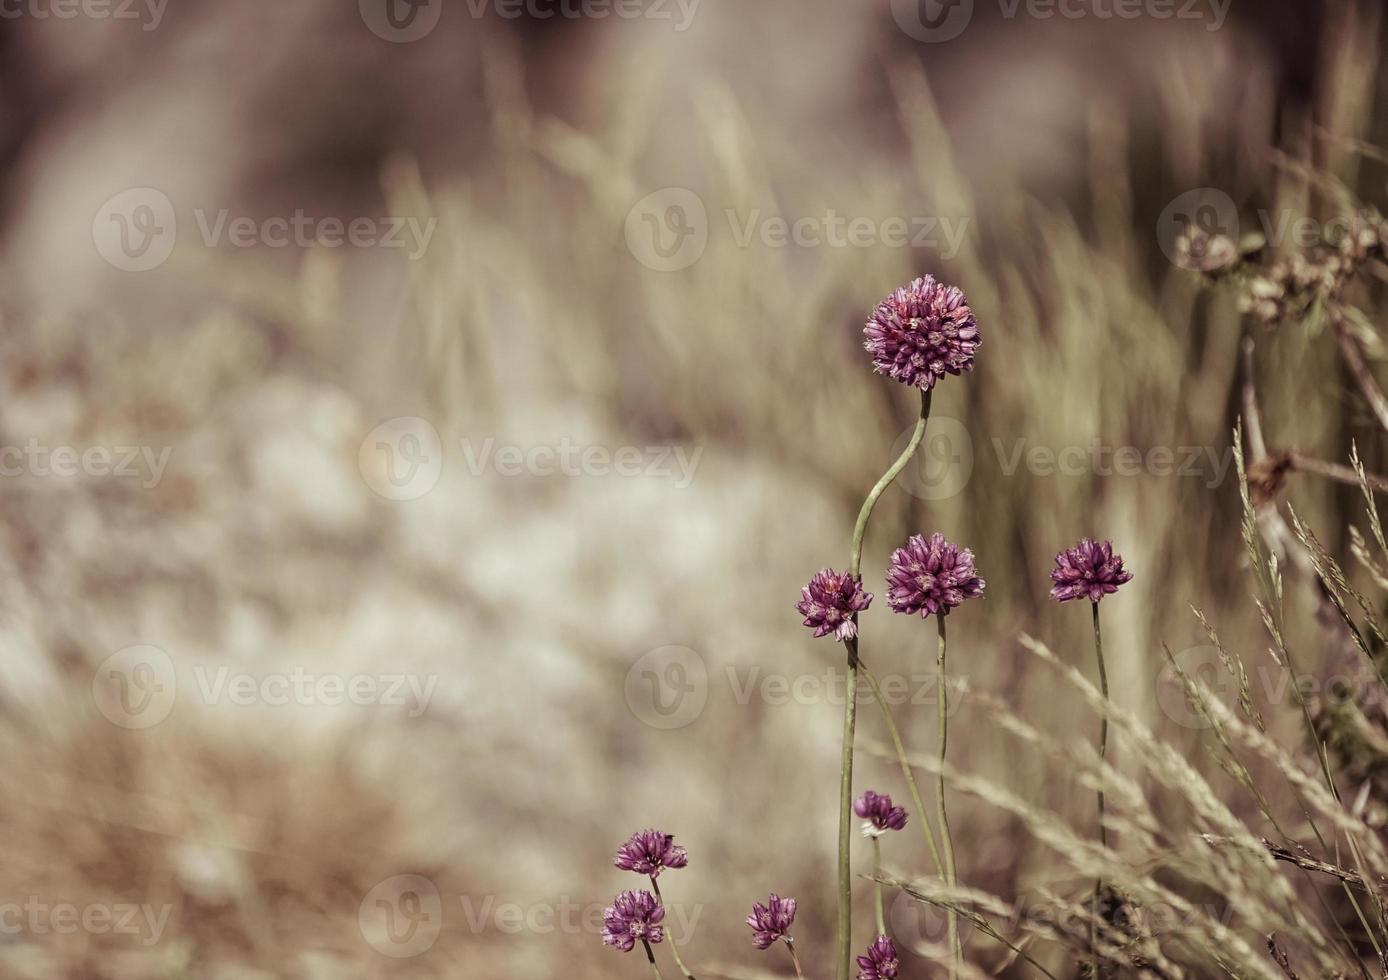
[885, 533, 985, 618]
[856, 935, 900, 980]
[614, 830, 688, 878]
[853, 790, 909, 838]
[864, 276, 980, 390]
[1050, 538, 1133, 603]
[602, 890, 666, 952]
[796, 568, 873, 642]
[746, 893, 797, 950]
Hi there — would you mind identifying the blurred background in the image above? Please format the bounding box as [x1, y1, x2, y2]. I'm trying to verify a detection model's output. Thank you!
[0, 0, 1385, 976]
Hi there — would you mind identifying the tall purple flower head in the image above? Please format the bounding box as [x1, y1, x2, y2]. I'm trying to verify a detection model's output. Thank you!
[864, 275, 980, 390]
[856, 935, 900, 980]
[854, 790, 909, 838]
[614, 830, 688, 878]
[796, 568, 873, 642]
[746, 893, 797, 950]
[1050, 538, 1134, 604]
[602, 890, 666, 952]
[885, 533, 985, 618]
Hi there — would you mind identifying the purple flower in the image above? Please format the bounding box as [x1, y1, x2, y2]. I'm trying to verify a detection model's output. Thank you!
[614, 830, 688, 878]
[602, 890, 666, 952]
[796, 569, 873, 642]
[746, 893, 797, 950]
[854, 790, 909, 837]
[864, 276, 980, 390]
[1050, 538, 1133, 604]
[885, 533, 985, 618]
[856, 935, 900, 980]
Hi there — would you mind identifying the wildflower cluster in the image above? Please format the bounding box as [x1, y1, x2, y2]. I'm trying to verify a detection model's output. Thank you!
[607, 277, 1133, 980]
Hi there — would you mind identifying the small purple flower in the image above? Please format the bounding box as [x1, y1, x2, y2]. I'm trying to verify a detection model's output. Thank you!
[602, 890, 666, 952]
[864, 276, 980, 390]
[796, 568, 873, 642]
[885, 533, 985, 618]
[746, 893, 798, 950]
[854, 790, 909, 837]
[856, 935, 900, 980]
[1050, 538, 1134, 604]
[614, 830, 688, 878]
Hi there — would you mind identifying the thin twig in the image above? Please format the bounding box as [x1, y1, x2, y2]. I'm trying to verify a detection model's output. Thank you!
[1201, 834, 1383, 890]
[1333, 319, 1388, 436]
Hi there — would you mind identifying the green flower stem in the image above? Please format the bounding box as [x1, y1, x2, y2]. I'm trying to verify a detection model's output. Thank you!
[849, 389, 934, 580]
[1090, 600, 1109, 979]
[643, 938, 666, 980]
[936, 614, 960, 979]
[785, 939, 806, 980]
[836, 636, 861, 980]
[649, 877, 696, 980]
[836, 387, 934, 980]
[872, 836, 886, 936]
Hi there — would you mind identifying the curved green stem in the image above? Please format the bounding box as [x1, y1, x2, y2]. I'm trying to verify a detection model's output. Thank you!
[649, 877, 696, 980]
[936, 614, 960, 979]
[786, 940, 806, 980]
[850, 390, 933, 578]
[1090, 601, 1108, 979]
[835, 387, 933, 980]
